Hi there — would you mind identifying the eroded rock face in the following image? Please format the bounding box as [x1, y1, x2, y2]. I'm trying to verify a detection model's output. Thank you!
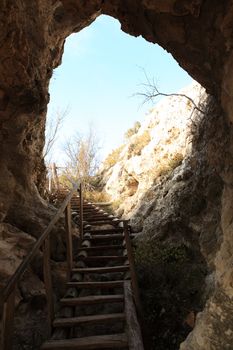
[1, 1, 233, 349]
[100, 82, 205, 217]
[1, 0, 233, 224]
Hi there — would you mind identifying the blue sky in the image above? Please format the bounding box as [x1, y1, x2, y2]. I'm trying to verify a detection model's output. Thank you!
[47, 14, 193, 164]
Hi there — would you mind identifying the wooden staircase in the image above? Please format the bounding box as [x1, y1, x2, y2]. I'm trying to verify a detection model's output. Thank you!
[0, 184, 144, 350]
[40, 190, 143, 349]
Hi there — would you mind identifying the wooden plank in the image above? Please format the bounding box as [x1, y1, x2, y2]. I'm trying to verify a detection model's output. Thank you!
[1, 288, 15, 350]
[43, 237, 54, 334]
[65, 202, 73, 279]
[72, 265, 129, 274]
[60, 294, 124, 306]
[53, 313, 125, 327]
[79, 182, 84, 239]
[2, 183, 79, 301]
[77, 244, 123, 251]
[86, 220, 119, 226]
[124, 281, 144, 350]
[41, 333, 128, 349]
[123, 221, 143, 319]
[90, 234, 124, 240]
[66, 280, 124, 289]
[88, 228, 123, 234]
[80, 255, 127, 262]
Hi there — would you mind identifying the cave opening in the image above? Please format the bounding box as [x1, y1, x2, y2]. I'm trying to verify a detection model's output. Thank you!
[1, 2, 233, 350]
[45, 14, 193, 168]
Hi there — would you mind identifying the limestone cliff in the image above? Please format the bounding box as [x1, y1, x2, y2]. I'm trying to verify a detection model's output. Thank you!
[100, 82, 206, 218]
[100, 84, 232, 349]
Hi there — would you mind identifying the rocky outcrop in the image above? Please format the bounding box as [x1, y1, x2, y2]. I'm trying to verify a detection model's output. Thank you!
[101, 82, 205, 217]
[101, 88, 232, 348]
[100, 84, 232, 348]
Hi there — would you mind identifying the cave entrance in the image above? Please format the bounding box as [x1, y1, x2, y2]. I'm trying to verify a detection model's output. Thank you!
[45, 14, 193, 170]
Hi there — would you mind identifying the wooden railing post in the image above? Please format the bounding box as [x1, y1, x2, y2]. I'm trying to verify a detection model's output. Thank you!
[65, 202, 73, 279]
[43, 237, 54, 335]
[79, 182, 84, 240]
[123, 221, 143, 319]
[1, 288, 15, 350]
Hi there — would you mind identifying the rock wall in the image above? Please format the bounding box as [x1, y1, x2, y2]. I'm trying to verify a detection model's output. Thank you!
[1, 1, 233, 349]
[1, 1, 233, 226]
[101, 85, 233, 348]
[100, 82, 206, 217]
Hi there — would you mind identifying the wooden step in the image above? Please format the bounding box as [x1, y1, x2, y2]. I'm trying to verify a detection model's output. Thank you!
[53, 313, 125, 327]
[60, 294, 124, 306]
[72, 266, 129, 274]
[66, 280, 124, 289]
[80, 256, 126, 262]
[77, 245, 123, 251]
[87, 221, 119, 226]
[87, 228, 123, 234]
[90, 234, 124, 240]
[41, 333, 128, 349]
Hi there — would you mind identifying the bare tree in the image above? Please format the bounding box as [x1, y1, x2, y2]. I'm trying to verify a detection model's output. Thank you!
[136, 69, 205, 114]
[63, 125, 101, 189]
[44, 107, 69, 162]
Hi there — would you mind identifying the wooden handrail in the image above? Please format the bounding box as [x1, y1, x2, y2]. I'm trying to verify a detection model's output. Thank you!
[123, 221, 143, 319]
[1, 182, 79, 303]
[0, 182, 82, 349]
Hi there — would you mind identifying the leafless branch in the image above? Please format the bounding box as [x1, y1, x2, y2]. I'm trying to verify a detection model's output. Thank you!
[44, 106, 69, 160]
[135, 69, 205, 114]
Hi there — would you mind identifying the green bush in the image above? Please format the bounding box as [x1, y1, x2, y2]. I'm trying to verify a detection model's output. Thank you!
[134, 239, 207, 349]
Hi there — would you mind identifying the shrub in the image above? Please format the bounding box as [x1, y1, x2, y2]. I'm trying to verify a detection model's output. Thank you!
[103, 145, 125, 168]
[84, 190, 110, 203]
[167, 152, 183, 169]
[128, 130, 151, 156]
[124, 121, 141, 139]
[134, 239, 207, 349]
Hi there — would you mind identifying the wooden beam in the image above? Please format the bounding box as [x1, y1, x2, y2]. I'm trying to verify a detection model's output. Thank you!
[41, 333, 128, 349]
[1, 288, 15, 350]
[79, 182, 84, 239]
[65, 202, 73, 279]
[43, 238, 54, 334]
[123, 221, 143, 319]
[124, 281, 144, 350]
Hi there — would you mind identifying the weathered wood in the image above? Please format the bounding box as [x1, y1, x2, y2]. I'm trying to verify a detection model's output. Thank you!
[88, 228, 123, 234]
[41, 333, 128, 349]
[80, 255, 127, 262]
[51, 286, 78, 340]
[2, 183, 79, 302]
[53, 313, 125, 327]
[123, 221, 143, 319]
[72, 265, 129, 274]
[65, 202, 73, 279]
[66, 280, 124, 289]
[77, 244, 123, 251]
[124, 281, 144, 350]
[79, 182, 84, 239]
[1, 288, 15, 350]
[60, 294, 124, 306]
[43, 238, 54, 334]
[90, 234, 124, 240]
